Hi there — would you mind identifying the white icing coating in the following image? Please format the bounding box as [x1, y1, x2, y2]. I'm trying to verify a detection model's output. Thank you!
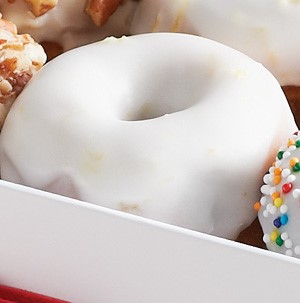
[0, 0, 138, 51]
[258, 131, 300, 258]
[0, 33, 296, 239]
[130, 0, 300, 86]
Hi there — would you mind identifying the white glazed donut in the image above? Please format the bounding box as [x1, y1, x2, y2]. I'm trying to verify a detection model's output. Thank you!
[257, 131, 300, 258]
[0, 0, 138, 51]
[0, 33, 296, 239]
[130, 0, 300, 86]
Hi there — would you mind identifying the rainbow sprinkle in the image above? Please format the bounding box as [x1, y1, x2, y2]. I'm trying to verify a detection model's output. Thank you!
[254, 131, 300, 257]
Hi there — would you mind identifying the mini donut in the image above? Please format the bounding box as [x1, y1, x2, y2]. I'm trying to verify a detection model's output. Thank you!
[0, 15, 46, 129]
[0, 33, 296, 240]
[130, 0, 300, 86]
[0, 0, 138, 52]
[256, 131, 300, 258]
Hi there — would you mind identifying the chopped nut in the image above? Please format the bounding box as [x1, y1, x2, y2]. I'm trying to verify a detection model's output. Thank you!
[24, 0, 58, 17]
[0, 15, 46, 129]
[0, 17, 17, 35]
[0, 79, 13, 95]
[85, 0, 122, 26]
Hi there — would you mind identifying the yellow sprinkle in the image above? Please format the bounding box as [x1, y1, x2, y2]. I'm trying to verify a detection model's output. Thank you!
[290, 157, 299, 167]
[271, 191, 280, 201]
[274, 197, 283, 208]
[274, 175, 282, 185]
[288, 139, 296, 147]
[270, 230, 278, 242]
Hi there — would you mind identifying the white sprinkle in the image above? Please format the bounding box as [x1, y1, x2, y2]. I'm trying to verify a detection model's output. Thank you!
[293, 189, 300, 198]
[263, 174, 272, 184]
[288, 145, 297, 151]
[261, 185, 271, 195]
[294, 246, 300, 255]
[275, 160, 282, 167]
[285, 239, 293, 249]
[263, 210, 269, 218]
[279, 145, 287, 151]
[260, 196, 267, 206]
[286, 249, 293, 257]
[263, 234, 270, 243]
[270, 187, 277, 195]
[269, 205, 277, 215]
[283, 151, 291, 159]
[281, 232, 289, 241]
[266, 203, 273, 211]
[287, 175, 296, 183]
[280, 204, 288, 214]
[269, 166, 275, 173]
[282, 168, 291, 178]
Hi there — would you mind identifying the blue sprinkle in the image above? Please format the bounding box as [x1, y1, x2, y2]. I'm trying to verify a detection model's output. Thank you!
[273, 217, 281, 228]
[280, 214, 288, 225]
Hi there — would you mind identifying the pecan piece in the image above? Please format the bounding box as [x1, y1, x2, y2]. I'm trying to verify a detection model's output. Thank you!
[24, 0, 58, 17]
[85, 0, 123, 26]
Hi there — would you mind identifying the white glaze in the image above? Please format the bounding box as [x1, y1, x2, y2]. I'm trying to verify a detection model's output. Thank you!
[258, 132, 300, 258]
[0, 33, 296, 239]
[130, 0, 300, 86]
[0, 0, 138, 51]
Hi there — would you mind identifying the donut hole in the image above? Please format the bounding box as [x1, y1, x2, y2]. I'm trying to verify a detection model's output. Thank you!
[119, 62, 210, 121]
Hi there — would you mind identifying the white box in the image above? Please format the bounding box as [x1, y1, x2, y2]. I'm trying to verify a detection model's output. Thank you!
[0, 179, 300, 303]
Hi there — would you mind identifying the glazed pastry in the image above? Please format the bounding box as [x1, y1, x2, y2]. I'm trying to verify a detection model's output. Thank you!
[0, 0, 138, 52]
[0, 15, 46, 129]
[0, 33, 296, 240]
[256, 131, 300, 257]
[130, 0, 300, 86]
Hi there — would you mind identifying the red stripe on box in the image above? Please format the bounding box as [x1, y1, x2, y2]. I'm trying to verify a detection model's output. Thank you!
[0, 285, 70, 303]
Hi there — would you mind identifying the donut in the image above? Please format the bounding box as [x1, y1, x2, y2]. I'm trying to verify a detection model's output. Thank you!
[130, 0, 300, 86]
[256, 131, 300, 257]
[0, 15, 46, 129]
[0, 0, 138, 53]
[0, 33, 296, 240]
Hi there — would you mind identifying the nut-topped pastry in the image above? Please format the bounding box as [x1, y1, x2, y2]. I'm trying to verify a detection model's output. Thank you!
[0, 0, 138, 55]
[0, 14, 46, 129]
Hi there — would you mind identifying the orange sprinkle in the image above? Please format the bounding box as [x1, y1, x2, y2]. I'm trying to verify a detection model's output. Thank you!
[271, 191, 280, 201]
[290, 157, 299, 167]
[288, 139, 296, 147]
[274, 175, 282, 185]
[253, 202, 261, 211]
[274, 167, 282, 175]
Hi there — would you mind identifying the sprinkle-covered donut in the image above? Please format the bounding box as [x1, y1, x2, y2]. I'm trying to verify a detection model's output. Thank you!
[257, 131, 300, 257]
[130, 0, 300, 86]
[0, 33, 296, 239]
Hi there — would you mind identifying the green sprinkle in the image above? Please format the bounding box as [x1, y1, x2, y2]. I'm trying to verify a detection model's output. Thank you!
[296, 140, 300, 148]
[277, 151, 284, 160]
[276, 236, 284, 247]
[293, 162, 300, 172]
